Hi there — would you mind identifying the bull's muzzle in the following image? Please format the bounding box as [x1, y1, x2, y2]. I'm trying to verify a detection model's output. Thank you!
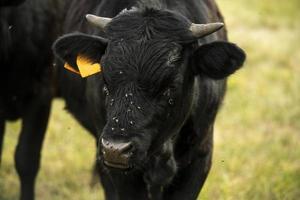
[101, 138, 133, 169]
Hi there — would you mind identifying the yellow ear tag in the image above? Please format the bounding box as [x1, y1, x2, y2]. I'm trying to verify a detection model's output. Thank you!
[64, 62, 81, 75]
[63, 55, 101, 78]
[76, 55, 101, 78]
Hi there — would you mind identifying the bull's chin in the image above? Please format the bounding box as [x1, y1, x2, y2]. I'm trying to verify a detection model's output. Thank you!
[104, 160, 130, 169]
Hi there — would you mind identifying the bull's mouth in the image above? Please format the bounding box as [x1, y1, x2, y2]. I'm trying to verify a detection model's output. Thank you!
[104, 160, 130, 169]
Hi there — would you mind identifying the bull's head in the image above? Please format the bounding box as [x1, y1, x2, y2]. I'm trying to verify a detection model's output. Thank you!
[53, 8, 245, 171]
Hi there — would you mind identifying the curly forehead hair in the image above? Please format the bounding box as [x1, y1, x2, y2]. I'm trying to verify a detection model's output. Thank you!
[105, 7, 194, 42]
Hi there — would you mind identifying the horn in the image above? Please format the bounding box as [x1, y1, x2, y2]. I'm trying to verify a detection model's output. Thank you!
[86, 14, 112, 30]
[189, 22, 224, 38]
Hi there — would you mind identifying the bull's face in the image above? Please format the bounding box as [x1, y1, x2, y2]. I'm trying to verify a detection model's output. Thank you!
[53, 8, 245, 170]
[99, 40, 189, 169]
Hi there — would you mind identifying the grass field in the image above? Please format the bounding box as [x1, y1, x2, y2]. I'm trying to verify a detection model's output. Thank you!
[1, 0, 300, 199]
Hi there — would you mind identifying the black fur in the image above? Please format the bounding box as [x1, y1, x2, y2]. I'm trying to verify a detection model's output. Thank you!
[0, 0, 25, 6]
[53, 33, 107, 71]
[52, 0, 246, 199]
[193, 41, 246, 79]
[0, 1, 65, 200]
[105, 8, 193, 42]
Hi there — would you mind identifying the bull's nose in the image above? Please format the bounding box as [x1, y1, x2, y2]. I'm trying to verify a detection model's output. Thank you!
[101, 138, 133, 169]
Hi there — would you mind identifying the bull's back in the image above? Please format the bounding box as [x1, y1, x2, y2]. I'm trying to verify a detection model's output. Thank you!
[0, 0, 64, 119]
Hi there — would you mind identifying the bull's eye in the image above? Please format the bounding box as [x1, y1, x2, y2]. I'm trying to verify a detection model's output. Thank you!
[103, 85, 109, 96]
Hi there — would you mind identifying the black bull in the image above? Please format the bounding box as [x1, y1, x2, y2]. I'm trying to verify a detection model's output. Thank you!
[0, 0, 65, 200]
[53, 0, 246, 199]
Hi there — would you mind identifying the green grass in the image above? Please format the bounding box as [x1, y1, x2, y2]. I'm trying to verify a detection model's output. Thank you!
[1, 0, 300, 199]
[0, 102, 104, 200]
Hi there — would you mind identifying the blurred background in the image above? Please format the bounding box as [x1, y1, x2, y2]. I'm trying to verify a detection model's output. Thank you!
[1, 0, 299, 199]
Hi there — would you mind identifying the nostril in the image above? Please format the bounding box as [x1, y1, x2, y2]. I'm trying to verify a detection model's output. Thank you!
[100, 138, 133, 169]
[101, 138, 133, 154]
[101, 138, 109, 146]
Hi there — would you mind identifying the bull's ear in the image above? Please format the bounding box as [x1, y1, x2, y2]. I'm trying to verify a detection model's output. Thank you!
[52, 33, 107, 77]
[192, 41, 246, 79]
